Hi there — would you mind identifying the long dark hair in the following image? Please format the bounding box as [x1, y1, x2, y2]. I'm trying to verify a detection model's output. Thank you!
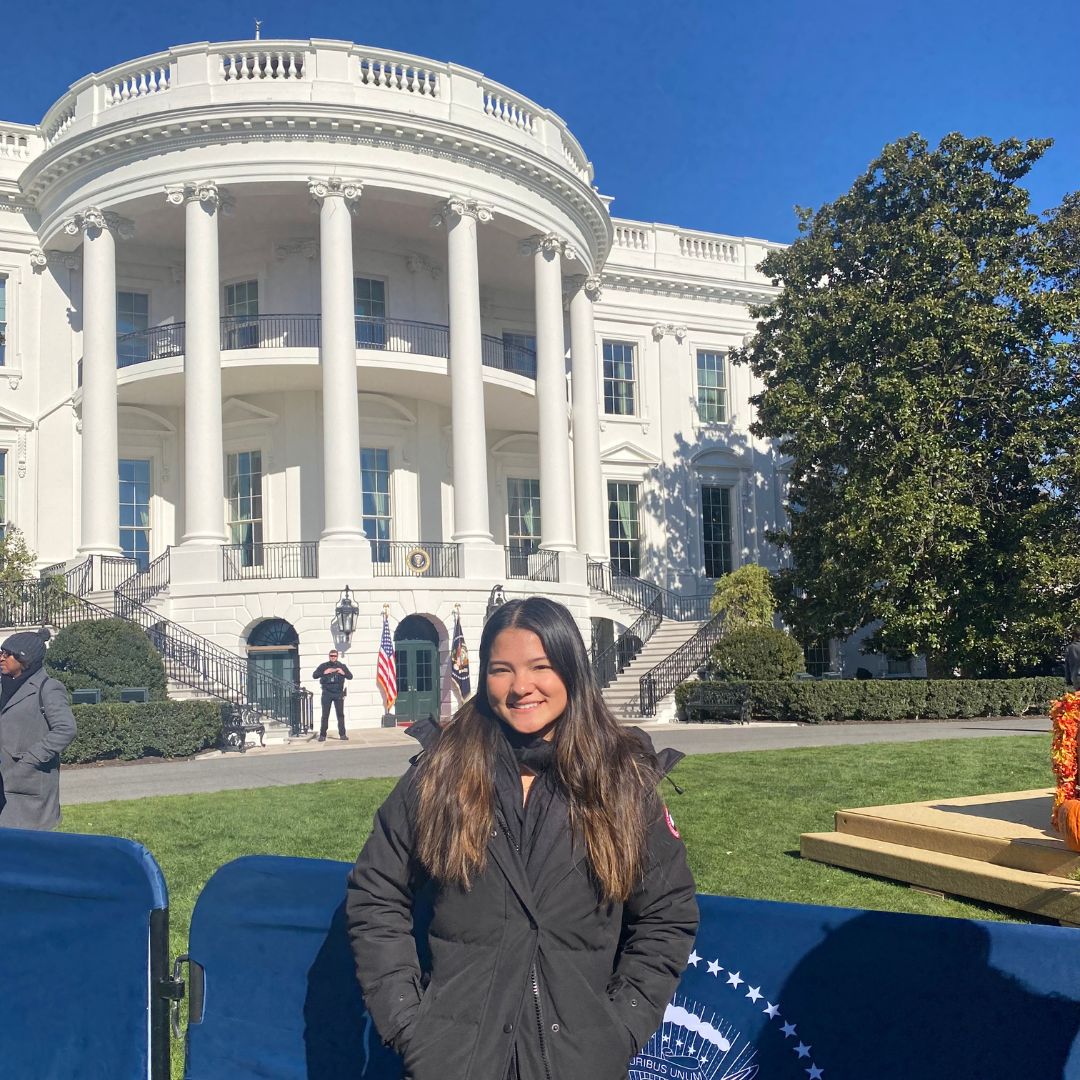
[415, 597, 657, 902]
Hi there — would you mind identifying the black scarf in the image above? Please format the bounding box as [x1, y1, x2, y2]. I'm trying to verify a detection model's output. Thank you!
[1, 658, 43, 710]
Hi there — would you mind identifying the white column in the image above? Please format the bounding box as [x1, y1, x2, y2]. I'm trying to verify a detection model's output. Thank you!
[66, 208, 129, 557]
[524, 234, 575, 552]
[568, 274, 606, 560]
[167, 181, 228, 546]
[309, 178, 366, 558]
[434, 196, 495, 544]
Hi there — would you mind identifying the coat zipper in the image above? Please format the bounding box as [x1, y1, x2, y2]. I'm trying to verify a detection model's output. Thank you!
[494, 809, 554, 1080]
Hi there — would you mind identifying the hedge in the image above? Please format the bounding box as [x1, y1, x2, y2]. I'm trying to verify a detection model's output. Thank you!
[47, 618, 168, 702]
[673, 676, 1064, 724]
[710, 627, 806, 681]
[62, 701, 224, 764]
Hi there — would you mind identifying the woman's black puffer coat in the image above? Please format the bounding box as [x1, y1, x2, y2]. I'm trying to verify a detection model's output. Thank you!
[345, 720, 698, 1080]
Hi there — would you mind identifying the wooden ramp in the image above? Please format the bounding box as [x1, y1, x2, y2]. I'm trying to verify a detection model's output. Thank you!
[801, 788, 1080, 924]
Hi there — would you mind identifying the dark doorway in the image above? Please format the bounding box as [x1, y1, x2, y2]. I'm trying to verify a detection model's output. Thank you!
[246, 619, 300, 723]
[394, 615, 440, 725]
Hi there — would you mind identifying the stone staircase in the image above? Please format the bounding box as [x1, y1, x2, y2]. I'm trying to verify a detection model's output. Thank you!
[601, 619, 705, 722]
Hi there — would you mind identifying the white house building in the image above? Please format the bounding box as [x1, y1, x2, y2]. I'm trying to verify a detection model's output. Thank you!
[0, 38, 814, 732]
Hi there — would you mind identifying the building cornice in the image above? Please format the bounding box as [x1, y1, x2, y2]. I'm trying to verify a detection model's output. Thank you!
[23, 104, 611, 265]
[600, 268, 779, 307]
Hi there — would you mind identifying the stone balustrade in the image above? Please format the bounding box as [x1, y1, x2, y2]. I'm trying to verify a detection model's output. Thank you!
[25, 39, 593, 185]
[608, 218, 783, 283]
[0, 124, 42, 160]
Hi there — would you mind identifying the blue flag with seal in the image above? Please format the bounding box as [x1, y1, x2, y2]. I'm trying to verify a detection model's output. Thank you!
[450, 610, 470, 698]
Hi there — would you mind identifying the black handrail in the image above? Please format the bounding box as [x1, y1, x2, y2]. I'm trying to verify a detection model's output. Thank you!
[481, 334, 537, 379]
[505, 548, 560, 582]
[115, 550, 312, 735]
[590, 595, 663, 690]
[222, 542, 319, 581]
[355, 316, 449, 357]
[98, 555, 140, 592]
[586, 557, 711, 622]
[371, 541, 461, 577]
[40, 558, 94, 598]
[638, 611, 727, 717]
[116, 324, 185, 367]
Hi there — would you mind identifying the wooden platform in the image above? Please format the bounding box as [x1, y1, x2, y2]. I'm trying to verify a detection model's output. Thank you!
[801, 788, 1080, 924]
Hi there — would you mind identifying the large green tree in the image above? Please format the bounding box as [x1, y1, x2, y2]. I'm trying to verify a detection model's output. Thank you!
[733, 133, 1080, 676]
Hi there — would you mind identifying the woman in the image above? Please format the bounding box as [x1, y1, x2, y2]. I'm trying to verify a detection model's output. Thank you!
[346, 597, 697, 1080]
[0, 628, 77, 830]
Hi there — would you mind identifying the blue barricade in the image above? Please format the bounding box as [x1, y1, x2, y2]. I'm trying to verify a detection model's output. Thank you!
[0, 827, 169, 1080]
[185, 855, 1080, 1079]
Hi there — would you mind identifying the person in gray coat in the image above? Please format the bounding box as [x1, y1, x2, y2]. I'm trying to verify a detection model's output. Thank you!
[0, 628, 77, 830]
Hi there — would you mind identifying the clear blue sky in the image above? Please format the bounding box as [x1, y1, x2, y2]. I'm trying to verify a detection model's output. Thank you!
[3, 0, 1077, 243]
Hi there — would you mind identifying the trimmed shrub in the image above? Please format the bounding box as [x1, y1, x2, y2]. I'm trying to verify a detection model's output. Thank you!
[62, 700, 224, 764]
[711, 627, 806, 681]
[46, 619, 167, 702]
[674, 676, 1062, 724]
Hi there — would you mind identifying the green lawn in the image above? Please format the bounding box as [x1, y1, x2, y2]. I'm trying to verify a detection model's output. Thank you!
[60, 734, 1053, 1075]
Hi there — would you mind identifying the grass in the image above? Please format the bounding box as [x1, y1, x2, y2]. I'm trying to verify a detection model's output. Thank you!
[59, 734, 1053, 1075]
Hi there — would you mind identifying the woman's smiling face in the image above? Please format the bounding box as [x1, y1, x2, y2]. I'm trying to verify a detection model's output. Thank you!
[485, 627, 569, 740]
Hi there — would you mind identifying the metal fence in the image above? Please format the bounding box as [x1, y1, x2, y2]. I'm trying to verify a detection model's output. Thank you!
[222, 542, 319, 581]
[638, 611, 726, 717]
[220, 314, 321, 350]
[481, 334, 537, 378]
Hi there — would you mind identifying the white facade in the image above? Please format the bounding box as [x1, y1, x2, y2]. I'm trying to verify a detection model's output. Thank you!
[0, 39, 798, 727]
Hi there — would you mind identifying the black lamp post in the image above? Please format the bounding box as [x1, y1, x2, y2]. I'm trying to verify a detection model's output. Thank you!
[335, 585, 359, 639]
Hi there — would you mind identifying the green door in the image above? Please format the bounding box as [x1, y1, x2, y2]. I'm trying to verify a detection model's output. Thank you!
[394, 639, 440, 724]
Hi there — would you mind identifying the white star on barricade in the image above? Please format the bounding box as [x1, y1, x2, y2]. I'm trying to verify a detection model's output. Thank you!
[807, 1066, 823, 1079]
[781, 1022, 797, 1038]
[726, 971, 744, 989]
[687, 950, 702, 967]
[795, 1042, 811, 1059]
[745, 986, 762, 1003]
[676, 1040, 684, 1050]
[707, 959, 722, 976]
[763, 1002, 780, 1019]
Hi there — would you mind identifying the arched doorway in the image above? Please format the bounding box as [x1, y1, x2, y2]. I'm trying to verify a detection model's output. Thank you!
[246, 619, 300, 718]
[394, 614, 440, 724]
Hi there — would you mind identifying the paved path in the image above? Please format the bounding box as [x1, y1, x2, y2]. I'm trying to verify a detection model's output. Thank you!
[61, 716, 1050, 805]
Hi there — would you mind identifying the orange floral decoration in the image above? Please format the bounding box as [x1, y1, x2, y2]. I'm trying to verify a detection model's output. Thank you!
[1050, 691, 1080, 831]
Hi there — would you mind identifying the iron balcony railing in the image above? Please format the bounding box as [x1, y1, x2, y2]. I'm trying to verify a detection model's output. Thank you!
[96, 315, 538, 382]
[98, 555, 141, 592]
[371, 541, 461, 577]
[116, 323, 185, 367]
[222, 542, 319, 581]
[220, 313, 321, 350]
[638, 611, 727, 717]
[505, 547, 560, 583]
[119, 548, 171, 605]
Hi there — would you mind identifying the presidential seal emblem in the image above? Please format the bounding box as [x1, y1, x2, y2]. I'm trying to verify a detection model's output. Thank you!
[406, 547, 432, 574]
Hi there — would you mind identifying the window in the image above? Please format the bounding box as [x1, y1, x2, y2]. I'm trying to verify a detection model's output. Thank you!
[502, 331, 536, 376]
[117, 291, 149, 367]
[507, 477, 541, 557]
[354, 277, 386, 347]
[607, 481, 641, 576]
[227, 451, 263, 566]
[0, 276, 7, 366]
[887, 655, 914, 676]
[119, 459, 151, 570]
[603, 341, 636, 415]
[361, 448, 392, 562]
[805, 637, 832, 678]
[696, 350, 728, 423]
[223, 280, 259, 349]
[701, 485, 733, 578]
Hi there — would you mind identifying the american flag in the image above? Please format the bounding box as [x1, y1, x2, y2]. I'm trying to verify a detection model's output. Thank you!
[376, 613, 397, 709]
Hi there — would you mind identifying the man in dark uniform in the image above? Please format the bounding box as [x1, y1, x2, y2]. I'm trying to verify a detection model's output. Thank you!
[1066, 628, 1080, 691]
[312, 649, 353, 741]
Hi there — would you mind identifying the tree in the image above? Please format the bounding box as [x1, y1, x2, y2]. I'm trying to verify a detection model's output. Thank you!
[732, 133, 1080, 676]
[0, 526, 68, 625]
[710, 564, 777, 630]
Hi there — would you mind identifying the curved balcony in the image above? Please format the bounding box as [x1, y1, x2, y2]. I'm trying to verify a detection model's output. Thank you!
[104, 314, 537, 379]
